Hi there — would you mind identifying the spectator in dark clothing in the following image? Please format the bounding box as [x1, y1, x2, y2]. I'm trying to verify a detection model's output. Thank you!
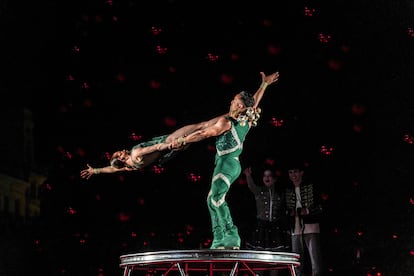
[244, 166, 289, 251]
[285, 162, 324, 276]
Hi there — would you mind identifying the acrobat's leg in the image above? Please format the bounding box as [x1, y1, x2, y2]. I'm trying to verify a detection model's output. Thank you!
[207, 160, 241, 250]
[207, 190, 225, 249]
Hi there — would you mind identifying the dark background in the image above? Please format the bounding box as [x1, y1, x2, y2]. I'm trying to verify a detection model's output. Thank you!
[1, 0, 414, 275]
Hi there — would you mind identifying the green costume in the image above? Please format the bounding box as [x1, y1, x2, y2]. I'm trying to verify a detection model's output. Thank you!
[130, 135, 177, 168]
[208, 116, 250, 249]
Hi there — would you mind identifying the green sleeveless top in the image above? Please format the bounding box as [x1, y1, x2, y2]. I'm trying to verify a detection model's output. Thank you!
[215, 117, 250, 158]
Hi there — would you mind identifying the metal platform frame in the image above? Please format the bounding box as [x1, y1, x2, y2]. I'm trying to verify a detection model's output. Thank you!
[120, 249, 300, 276]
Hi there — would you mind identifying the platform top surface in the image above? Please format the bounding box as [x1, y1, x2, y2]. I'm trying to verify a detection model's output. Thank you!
[119, 249, 300, 270]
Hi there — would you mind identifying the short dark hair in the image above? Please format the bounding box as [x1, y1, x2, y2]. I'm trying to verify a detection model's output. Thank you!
[239, 91, 255, 107]
[110, 158, 126, 169]
[286, 159, 305, 171]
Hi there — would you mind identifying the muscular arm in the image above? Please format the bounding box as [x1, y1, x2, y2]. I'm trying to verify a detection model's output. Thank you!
[135, 114, 229, 153]
[136, 143, 169, 155]
[164, 114, 227, 143]
[253, 71, 279, 109]
[171, 116, 231, 149]
[201, 114, 227, 129]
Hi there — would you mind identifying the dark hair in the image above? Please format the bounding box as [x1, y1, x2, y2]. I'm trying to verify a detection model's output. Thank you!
[262, 168, 276, 177]
[110, 158, 126, 169]
[262, 162, 281, 178]
[239, 91, 255, 107]
[286, 160, 305, 171]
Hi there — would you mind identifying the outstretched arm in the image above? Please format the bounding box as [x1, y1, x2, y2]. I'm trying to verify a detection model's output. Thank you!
[253, 71, 279, 109]
[80, 163, 135, 180]
[243, 167, 259, 192]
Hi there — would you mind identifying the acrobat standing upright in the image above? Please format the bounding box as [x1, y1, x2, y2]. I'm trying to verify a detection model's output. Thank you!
[169, 71, 280, 249]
